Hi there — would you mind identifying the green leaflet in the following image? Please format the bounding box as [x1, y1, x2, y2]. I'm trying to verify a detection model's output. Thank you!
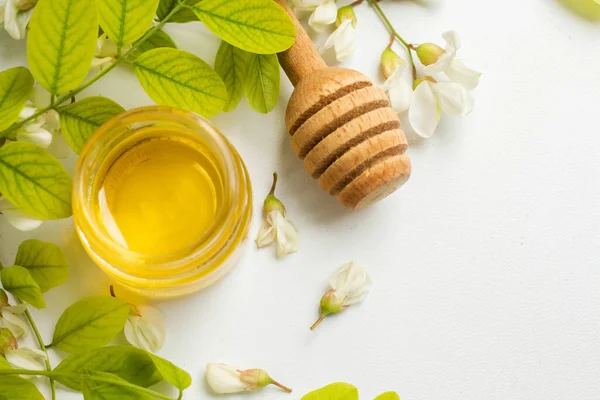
[245, 53, 281, 114]
[374, 392, 400, 400]
[0, 142, 72, 220]
[214, 41, 249, 112]
[27, 0, 98, 94]
[0, 67, 34, 132]
[15, 239, 68, 292]
[192, 0, 296, 54]
[0, 376, 45, 400]
[82, 372, 155, 400]
[134, 48, 227, 118]
[148, 353, 192, 391]
[51, 296, 130, 354]
[98, 0, 160, 48]
[129, 30, 177, 61]
[0, 265, 46, 309]
[59, 97, 125, 154]
[302, 383, 359, 400]
[54, 347, 162, 391]
[156, 0, 199, 23]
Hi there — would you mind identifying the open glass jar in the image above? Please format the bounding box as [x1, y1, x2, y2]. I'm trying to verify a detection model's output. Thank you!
[73, 106, 252, 298]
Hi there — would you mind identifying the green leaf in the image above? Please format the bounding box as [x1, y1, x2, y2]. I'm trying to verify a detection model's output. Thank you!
[301, 383, 359, 400]
[98, 0, 160, 48]
[51, 296, 130, 353]
[245, 53, 280, 114]
[156, 0, 199, 23]
[82, 372, 155, 400]
[0, 376, 44, 400]
[27, 0, 98, 94]
[0, 265, 45, 309]
[374, 392, 400, 400]
[191, 0, 296, 54]
[134, 48, 227, 118]
[54, 346, 161, 390]
[0, 67, 34, 132]
[0, 142, 72, 220]
[15, 239, 68, 292]
[129, 30, 177, 60]
[148, 353, 192, 391]
[59, 97, 125, 154]
[214, 41, 249, 112]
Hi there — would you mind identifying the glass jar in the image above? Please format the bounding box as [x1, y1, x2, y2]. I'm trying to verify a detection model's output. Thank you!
[73, 106, 252, 298]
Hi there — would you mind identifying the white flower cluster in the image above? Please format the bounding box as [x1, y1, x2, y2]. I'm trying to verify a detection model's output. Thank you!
[383, 31, 481, 138]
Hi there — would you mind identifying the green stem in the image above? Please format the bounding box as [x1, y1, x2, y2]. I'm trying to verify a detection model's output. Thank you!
[17, 300, 55, 400]
[368, 0, 417, 79]
[0, 369, 176, 400]
[0, 2, 187, 140]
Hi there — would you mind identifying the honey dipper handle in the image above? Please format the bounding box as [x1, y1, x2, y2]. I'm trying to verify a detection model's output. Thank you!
[275, 0, 327, 86]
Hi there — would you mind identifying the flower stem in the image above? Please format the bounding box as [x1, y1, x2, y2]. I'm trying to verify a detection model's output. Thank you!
[269, 172, 278, 196]
[368, 0, 417, 80]
[0, 2, 187, 140]
[17, 300, 55, 400]
[310, 314, 326, 331]
[271, 379, 293, 393]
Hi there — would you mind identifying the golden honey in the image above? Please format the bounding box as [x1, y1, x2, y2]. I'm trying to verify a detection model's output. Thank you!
[73, 107, 252, 298]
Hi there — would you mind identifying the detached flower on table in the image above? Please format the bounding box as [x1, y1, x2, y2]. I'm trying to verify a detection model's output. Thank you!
[0, 0, 36, 40]
[124, 304, 166, 353]
[311, 261, 372, 330]
[320, 6, 357, 63]
[0, 289, 28, 339]
[256, 173, 299, 258]
[205, 363, 292, 394]
[409, 77, 473, 139]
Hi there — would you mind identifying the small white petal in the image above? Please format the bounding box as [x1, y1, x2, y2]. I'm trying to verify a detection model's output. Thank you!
[329, 261, 373, 306]
[5, 348, 47, 371]
[90, 57, 114, 73]
[308, 0, 336, 32]
[3, 0, 32, 40]
[0, 310, 29, 338]
[273, 211, 299, 258]
[408, 82, 441, 139]
[255, 218, 277, 248]
[124, 305, 166, 353]
[43, 110, 60, 131]
[18, 105, 37, 120]
[96, 33, 119, 58]
[444, 59, 481, 90]
[17, 127, 53, 148]
[321, 20, 355, 63]
[422, 30, 461, 75]
[383, 66, 412, 114]
[0, 197, 42, 231]
[432, 82, 473, 117]
[206, 363, 248, 394]
[291, 0, 325, 11]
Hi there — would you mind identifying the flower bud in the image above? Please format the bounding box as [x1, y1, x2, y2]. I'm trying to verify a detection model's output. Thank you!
[263, 172, 285, 215]
[16, 0, 37, 10]
[416, 43, 445, 66]
[413, 76, 437, 90]
[0, 290, 9, 308]
[206, 363, 292, 394]
[336, 5, 357, 28]
[380, 48, 405, 79]
[0, 328, 18, 356]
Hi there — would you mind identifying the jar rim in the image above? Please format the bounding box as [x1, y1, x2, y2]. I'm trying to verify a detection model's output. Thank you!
[73, 106, 248, 280]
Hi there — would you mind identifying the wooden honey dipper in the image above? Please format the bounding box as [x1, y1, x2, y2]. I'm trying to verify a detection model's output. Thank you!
[275, 0, 411, 209]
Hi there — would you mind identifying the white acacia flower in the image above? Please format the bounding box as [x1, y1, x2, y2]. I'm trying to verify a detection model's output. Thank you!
[1, 0, 35, 40]
[418, 31, 481, 89]
[5, 347, 47, 371]
[205, 363, 292, 394]
[319, 6, 356, 63]
[382, 61, 413, 114]
[0, 290, 28, 339]
[408, 78, 473, 139]
[12, 105, 54, 148]
[91, 34, 124, 73]
[124, 304, 166, 353]
[308, 0, 337, 32]
[311, 261, 372, 330]
[0, 197, 43, 231]
[256, 173, 299, 258]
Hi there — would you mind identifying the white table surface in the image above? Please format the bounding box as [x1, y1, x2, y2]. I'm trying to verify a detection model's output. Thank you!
[1, 0, 600, 399]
